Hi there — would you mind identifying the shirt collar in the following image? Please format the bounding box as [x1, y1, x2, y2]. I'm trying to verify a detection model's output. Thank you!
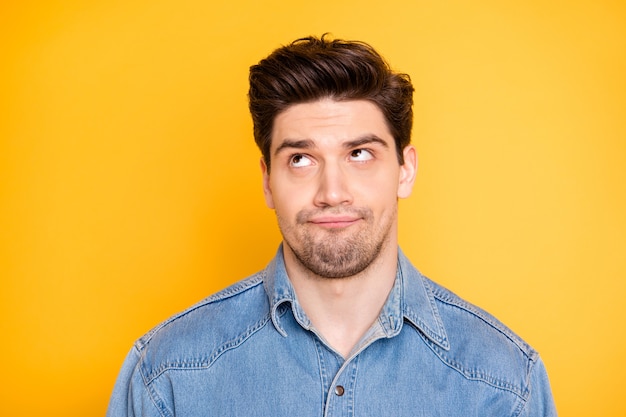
[262, 245, 311, 337]
[396, 248, 450, 350]
[263, 245, 449, 351]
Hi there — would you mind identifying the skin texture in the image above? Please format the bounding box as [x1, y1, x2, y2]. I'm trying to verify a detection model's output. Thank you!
[261, 99, 417, 357]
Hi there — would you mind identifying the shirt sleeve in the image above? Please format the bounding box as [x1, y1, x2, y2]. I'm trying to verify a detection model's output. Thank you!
[520, 355, 558, 417]
[106, 346, 164, 417]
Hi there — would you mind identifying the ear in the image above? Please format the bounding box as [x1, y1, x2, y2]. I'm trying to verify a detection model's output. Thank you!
[397, 145, 417, 199]
[260, 158, 275, 209]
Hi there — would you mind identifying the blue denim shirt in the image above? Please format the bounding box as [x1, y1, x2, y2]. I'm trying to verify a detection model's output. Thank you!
[107, 247, 556, 416]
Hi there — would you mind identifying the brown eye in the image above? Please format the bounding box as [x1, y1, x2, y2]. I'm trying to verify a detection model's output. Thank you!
[289, 154, 313, 167]
[349, 149, 373, 161]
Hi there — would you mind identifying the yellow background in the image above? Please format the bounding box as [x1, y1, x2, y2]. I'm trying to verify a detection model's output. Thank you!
[1, 0, 625, 415]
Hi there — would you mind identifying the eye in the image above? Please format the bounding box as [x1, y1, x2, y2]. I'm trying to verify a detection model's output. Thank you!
[349, 149, 374, 162]
[289, 154, 314, 168]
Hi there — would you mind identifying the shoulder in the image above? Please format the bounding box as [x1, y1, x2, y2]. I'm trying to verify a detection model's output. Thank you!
[426, 276, 537, 358]
[422, 276, 539, 397]
[132, 271, 271, 384]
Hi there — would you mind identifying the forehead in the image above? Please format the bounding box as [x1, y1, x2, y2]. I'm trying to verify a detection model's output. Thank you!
[271, 99, 392, 149]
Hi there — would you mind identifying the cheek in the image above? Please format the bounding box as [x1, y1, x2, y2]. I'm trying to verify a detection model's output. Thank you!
[354, 171, 399, 196]
[269, 179, 311, 213]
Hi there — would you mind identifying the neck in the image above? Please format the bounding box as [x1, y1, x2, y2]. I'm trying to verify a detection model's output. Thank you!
[283, 241, 398, 358]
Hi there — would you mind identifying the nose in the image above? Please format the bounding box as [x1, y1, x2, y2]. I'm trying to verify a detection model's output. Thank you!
[313, 162, 353, 207]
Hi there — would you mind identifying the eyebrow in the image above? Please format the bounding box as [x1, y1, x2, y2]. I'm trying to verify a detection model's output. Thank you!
[274, 139, 315, 156]
[274, 135, 389, 156]
[343, 135, 390, 150]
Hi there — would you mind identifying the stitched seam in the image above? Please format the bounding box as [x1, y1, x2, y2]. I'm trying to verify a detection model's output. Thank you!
[136, 274, 264, 350]
[145, 378, 173, 417]
[416, 275, 448, 344]
[141, 312, 272, 384]
[511, 354, 537, 417]
[431, 286, 536, 361]
[419, 331, 527, 399]
[404, 305, 448, 347]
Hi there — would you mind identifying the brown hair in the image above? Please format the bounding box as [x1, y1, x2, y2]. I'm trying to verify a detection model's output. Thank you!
[248, 34, 414, 170]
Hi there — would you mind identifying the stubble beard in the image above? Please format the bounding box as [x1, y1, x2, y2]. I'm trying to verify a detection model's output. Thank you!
[277, 205, 396, 279]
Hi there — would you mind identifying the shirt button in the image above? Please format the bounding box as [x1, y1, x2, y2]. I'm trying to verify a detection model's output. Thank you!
[335, 385, 345, 396]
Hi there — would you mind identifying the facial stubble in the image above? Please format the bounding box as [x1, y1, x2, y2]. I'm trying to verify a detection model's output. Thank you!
[277, 205, 397, 279]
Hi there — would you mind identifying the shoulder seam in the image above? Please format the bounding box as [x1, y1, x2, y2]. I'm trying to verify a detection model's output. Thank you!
[141, 311, 273, 385]
[429, 281, 537, 361]
[419, 332, 530, 400]
[135, 272, 265, 351]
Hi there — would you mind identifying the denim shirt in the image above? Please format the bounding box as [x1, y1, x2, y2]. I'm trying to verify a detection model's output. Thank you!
[107, 247, 557, 417]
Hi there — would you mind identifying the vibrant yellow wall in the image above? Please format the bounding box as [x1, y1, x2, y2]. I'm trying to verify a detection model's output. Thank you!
[1, 0, 624, 415]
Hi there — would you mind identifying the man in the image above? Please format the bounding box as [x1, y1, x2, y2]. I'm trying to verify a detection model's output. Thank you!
[107, 35, 557, 416]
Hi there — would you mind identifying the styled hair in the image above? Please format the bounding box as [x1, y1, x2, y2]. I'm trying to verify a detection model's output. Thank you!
[248, 34, 414, 170]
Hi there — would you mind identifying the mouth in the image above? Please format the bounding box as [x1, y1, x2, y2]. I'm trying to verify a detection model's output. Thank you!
[308, 216, 362, 229]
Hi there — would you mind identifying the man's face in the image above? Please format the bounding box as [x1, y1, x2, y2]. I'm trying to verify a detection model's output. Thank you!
[261, 99, 416, 278]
